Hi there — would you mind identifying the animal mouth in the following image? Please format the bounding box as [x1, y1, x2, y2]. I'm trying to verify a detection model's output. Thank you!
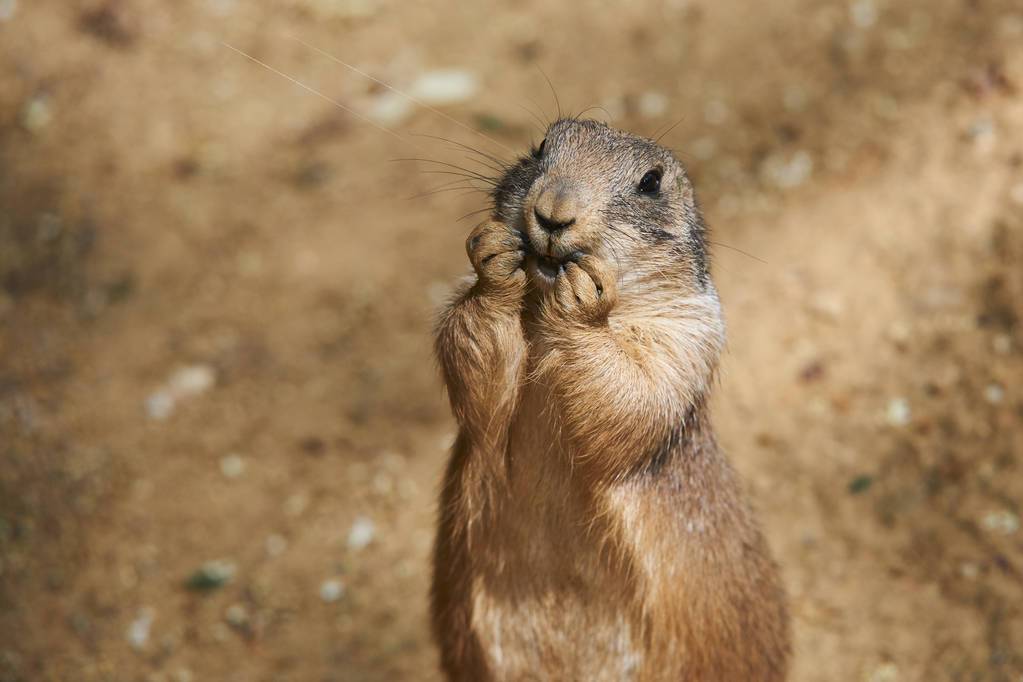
[536, 255, 562, 279]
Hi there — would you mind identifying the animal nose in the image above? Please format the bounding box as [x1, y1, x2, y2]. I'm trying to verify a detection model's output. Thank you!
[533, 181, 579, 234]
[534, 207, 575, 233]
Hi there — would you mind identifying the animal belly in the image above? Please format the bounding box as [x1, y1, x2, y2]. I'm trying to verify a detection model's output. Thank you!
[470, 579, 644, 681]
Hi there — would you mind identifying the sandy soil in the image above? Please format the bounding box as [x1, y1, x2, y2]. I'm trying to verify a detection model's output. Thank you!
[1, 0, 1022, 680]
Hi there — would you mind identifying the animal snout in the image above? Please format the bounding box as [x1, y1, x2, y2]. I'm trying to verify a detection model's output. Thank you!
[532, 181, 580, 234]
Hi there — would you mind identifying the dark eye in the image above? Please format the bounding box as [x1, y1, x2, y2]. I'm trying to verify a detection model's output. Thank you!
[638, 169, 662, 194]
[533, 138, 547, 159]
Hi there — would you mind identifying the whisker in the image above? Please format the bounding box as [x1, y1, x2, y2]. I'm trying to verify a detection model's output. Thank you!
[408, 181, 488, 201]
[392, 157, 498, 185]
[416, 169, 498, 186]
[537, 66, 562, 120]
[456, 207, 494, 222]
[288, 35, 518, 156]
[574, 104, 614, 122]
[521, 100, 550, 131]
[707, 240, 769, 265]
[220, 42, 414, 149]
[654, 114, 687, 143]
[412, 133, 511, 172]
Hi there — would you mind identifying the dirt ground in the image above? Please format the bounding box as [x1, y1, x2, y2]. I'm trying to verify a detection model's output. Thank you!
[1, 0, 1022, 680]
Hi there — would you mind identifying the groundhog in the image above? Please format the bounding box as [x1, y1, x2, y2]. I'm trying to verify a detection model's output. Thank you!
[431, 118, 790, 681]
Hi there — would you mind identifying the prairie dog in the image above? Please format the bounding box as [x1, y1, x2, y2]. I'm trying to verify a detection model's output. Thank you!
[431, 118, 790, 681]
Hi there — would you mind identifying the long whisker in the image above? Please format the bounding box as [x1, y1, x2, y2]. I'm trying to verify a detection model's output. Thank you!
[707, 240, 769, 265]
[408, 180, 489, 200]
[288, 35, 517, 156]
[537, 66, 562, 120]
[220, 42, 414, 149]
[655, 114, 687, 143]
[456, 207, 495, 222]
[412, 133, 511, 172]
[391, 158, 498, 185]
[574, 104, 614, 122]
[516, 103, 545, 134]
[416, 169, 498, 186]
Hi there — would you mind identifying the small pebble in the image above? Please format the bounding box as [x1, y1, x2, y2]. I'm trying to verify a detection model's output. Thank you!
[368, 91, 414, 126]
[807, 292, 844, 321]
[850, 0, 878, 28]
[145, 390, 176, 421]
[319, 578, 345, 603]
[21, 94, 52, 133]
[992, 334, 1012, 355]
[960, 562, 979, 579]
[410, 70, 478, 105]
[185, 560, 236, 591]
[224, 603, 248, 628]
[145, 364, 216, 420]
[0, 0, 16, 22]
[347, 515, 375, 551]
[219, 454, 246, 479]
[638, 91, 669, 119]
[265, 533, 288, 557]
[127, 608, 155, 651]
[983, 384, 1004, 405]
[982, 510, 1020, 535]
[168, 365, 216, 396]
[885, 398, 911, 427]
[867, 662, 898, 682]
[761, 150, 813, 189]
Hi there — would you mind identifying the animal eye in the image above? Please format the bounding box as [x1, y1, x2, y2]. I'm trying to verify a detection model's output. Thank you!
[637, 169, 662, 194]
[533, 138, 546, 159]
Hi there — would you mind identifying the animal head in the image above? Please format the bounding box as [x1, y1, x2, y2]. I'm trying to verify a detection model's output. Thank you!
[492, 118, 711, 297]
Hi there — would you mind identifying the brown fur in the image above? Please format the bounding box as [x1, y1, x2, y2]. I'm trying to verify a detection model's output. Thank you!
[431, 119, 790, 680]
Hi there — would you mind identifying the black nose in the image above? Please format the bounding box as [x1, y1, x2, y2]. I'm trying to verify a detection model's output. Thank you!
[534, 207, 575, 234]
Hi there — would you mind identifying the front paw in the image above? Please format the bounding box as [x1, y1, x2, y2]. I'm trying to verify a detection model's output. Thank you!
[466, 220, 526, 298]
[548, 254, 618, 324]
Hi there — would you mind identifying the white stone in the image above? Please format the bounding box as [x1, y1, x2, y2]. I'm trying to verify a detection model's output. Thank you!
[219, 454, 246, 479]
[347, 515, 375, 550]
[168, 365, 216, 397]
[224, 603, 248, 627]
[127, 608, 155, 651]
[885, 398, 911, 427]
[145, 391, 176, 421]
[984, 384, 1004, 405]
[21, 95, 52, 133]
[410, 70, 478, 105]
[983, 510, 1020, 535]
[762, 150, 813, 189]
[0, 0, 17, 22]
[320, 578, 345, 602]
[850, 0, 878, 28]
[638, 91, 669, 119]
[368, 91, 414, 127]
[867, 662, 898, 682]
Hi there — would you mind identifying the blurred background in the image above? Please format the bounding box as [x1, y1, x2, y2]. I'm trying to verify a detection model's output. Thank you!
[1, 0, 1021, 680]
